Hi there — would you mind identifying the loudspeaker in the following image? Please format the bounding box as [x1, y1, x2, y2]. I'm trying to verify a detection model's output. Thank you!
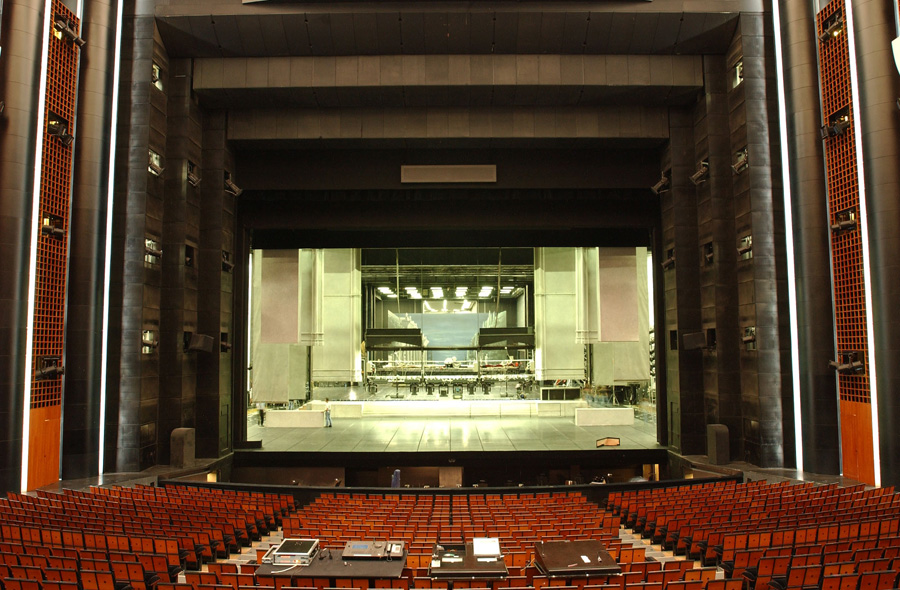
[682, 331, 707, 350]
[187, 333, 215, 352]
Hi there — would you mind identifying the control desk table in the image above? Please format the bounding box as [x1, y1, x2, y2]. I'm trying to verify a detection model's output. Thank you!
[428, 543, 508, 580]
[534, 540, 621, 577]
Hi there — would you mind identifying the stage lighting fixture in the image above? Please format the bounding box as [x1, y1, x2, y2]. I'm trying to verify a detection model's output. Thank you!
[144, 243, 162, 258]
[222, 251, 235, 272]
[820, 118, 851, 139]
[689, 160, 709, 185]
[36, 356, 64, 380]
[187, 161, 201, 187]
[650, 174, 670, 195]
[818, 14, 844, 42]
[54, 15, 86, 47]
[660, 255, 675, 270]
[732, 148, 749, 174]
[141, 336, 159, 349]
[224, 172, 243, 196]
[831, 218, 857, 233]
[48, 118, 74, 146]
[737, 243, 752, 256]
[0, 101, 5, 114]
[41, 223, 65, 240]
[741, 330, 756, 344]
[829, 352, 864, 374]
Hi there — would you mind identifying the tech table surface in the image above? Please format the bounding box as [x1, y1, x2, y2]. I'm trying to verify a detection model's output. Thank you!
[533, 540, 621, 577]
[428, 543, 509, 580]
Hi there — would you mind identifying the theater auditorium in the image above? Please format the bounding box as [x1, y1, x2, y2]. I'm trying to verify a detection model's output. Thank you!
[3, 0, 900, 584]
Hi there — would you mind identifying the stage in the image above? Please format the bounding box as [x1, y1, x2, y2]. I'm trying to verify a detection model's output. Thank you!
[238, 406, 665, 487]
[265, 400, 635, 426]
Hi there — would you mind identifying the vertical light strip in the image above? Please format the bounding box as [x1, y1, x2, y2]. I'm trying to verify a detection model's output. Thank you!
[247, 251, 253, 399]
[843, 0, 881, 487]
[22, 0, 54, 492]
[770, 0, 803, 472]
[99, 0, 124, 476]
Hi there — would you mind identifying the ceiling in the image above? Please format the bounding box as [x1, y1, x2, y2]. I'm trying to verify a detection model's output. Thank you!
[156, 9, 740, 59]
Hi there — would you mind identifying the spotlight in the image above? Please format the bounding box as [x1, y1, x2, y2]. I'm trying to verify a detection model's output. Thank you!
[650, 174, 670, 195]
[144, 243, 163, 258]
[142, 336, 159, 349]
[54, 15, 86, 47]
[820, 118, 851, 139]
[224, 172, 242, 196]
[689, 160, 709, 185]
[187, 161, 201, 187]
[818, 15, 844, 42]
[661, 255, 675, 270]
[731, 148, 749, 174]
[222, 251, 235, 273]
[47, 119, 74, 146]
[737, 243, 752, 256]
[0, 101, 5, 114]
[36, 357, 64, 380]
[830, 218, 857, 235]
[829, 352, 864, 374]
[41, 221, 65, 240]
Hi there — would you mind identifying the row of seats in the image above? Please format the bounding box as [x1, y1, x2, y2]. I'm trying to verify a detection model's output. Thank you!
[608, 480, 900, 590]
[285, 492, 618, 554]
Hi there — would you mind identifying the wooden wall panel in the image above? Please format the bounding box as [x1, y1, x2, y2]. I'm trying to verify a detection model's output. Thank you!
[839, 399, 874, 484]
[27, 405, 62, 490]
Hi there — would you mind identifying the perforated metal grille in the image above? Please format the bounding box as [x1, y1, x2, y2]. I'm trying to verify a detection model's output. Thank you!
[31, 0, 80, 409]
[817, 0, 869, 404]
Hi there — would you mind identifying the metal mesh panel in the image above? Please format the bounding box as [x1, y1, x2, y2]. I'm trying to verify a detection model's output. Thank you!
[816, 0, 869, 404]
[31, 0, 80, 409]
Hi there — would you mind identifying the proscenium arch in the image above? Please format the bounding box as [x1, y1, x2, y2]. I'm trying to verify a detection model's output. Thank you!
[232, 183, 666, 449]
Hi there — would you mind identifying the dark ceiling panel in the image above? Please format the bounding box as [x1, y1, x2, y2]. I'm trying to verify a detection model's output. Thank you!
[423, 12, 450, 54]
[584, 12, 614, 54]
[446, 12, 473, 54]
[306, 13, 335, 56]
[375, 12, 402, 55]
[492, 12, 518, 54]
[539, 12, 566, 54]
[188, 16, 221, 54]
[674, 13, 705, 52]
[628, 13, 659, 54]
[466, 11, 495, 54]
[650, 13, 681, 54]
[675, 16, 738, 54]
[329, 13, 357, 55]
[211, 15, 243, 57]
[156, 19, 203, 57]
[236, 15, 266, 56]
[515, 12, 542, 54]
[281, 13, 312, 56]
[606, 13, 636, 54]
[259, 15, 290, 56]
[352, 13, 379, 56]
[560, 12, 590, 54]
[399, 12, 426, 54]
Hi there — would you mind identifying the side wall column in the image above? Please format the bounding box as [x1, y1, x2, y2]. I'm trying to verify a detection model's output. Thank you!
[778, 0, 841, 475]
[851, 0, 900, 486]
[0, 0, 46, 492]
[63, 0, 122, 479]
